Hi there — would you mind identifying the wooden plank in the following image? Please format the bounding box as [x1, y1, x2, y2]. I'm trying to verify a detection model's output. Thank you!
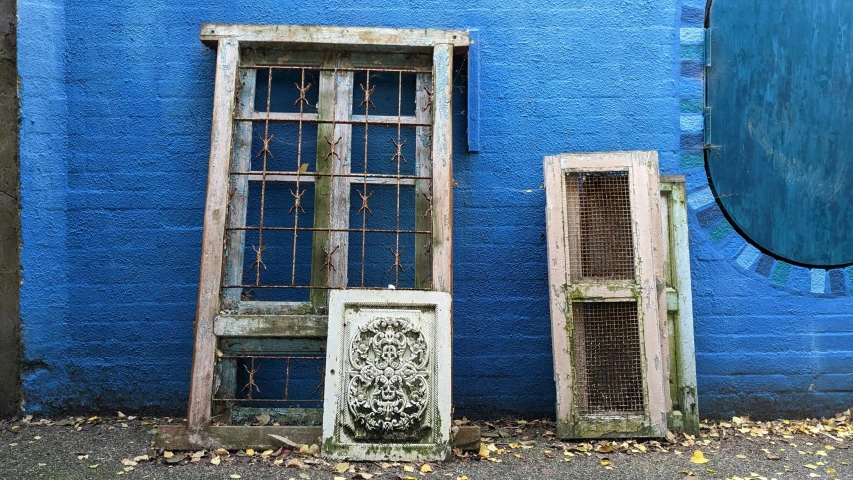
[222, 68, 257, 311]
[430, 44, 453, 295]
[156, 425, 481, 451]
[238, 301, 312, 315]
[221, 337, 326, 354]
[669, 180, 700, 435]
[230, 407, 323, 425]
[201, 24, 470, 49]
[213, 315, 328, 338]
[543, 155, 572, 438]
[187, 38, 240, 432]
[414, 60, 433, 289]
[240, 48, 430, 70]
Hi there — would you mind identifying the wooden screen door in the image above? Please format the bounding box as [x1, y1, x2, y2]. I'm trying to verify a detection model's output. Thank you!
[543, 151, 670, 439]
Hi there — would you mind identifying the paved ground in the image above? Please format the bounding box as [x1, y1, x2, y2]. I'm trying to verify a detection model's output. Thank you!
[1, 415, 851, 479]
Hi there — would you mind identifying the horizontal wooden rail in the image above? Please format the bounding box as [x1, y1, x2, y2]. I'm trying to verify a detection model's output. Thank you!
[155, 425, 481, 451]
[214, 315, 328, 337]
[202, 24, 470, 49]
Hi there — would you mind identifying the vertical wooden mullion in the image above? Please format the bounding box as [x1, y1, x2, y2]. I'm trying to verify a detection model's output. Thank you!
[216, 68, 255, 407]
[310, 53, 353, 308]
[188, 38, 240, 432]
[543, 155, 573, 438]
[414, 60, 433, 289]
[430, 44, 453, 295]
[223, 68, 257, 310]
[630, 151, 668, 435]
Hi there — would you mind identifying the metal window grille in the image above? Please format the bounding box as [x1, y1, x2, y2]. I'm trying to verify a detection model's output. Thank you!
[565, 171, 635, 281]
[223, 63, 434, 304]
[571, 301, 645, 415]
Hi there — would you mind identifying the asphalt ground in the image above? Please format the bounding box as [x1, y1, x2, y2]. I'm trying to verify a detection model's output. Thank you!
[1, 415, 851, 480]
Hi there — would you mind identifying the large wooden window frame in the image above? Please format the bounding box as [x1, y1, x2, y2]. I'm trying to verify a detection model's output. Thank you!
[183, 24, 468, 444]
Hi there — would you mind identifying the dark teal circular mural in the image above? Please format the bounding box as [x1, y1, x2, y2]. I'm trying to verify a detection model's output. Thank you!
[707, 0, 853, 267]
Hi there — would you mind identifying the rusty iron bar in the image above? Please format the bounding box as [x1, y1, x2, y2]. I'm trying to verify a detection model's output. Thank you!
[249, 243, 268, 272]
[293, 79, 312, 107]
[242, 358, 260, 400]
[243, 65, 431, 74]
[321, 244, 339, 273]
[357, 188, 373, 217]
[388, 246, 405, 273]
[422, 85, 433, 111]
[313, 365, 325, 395]
[393, 71, 404, 286]
[254, 66, 275, 286]
[232, 116, 432, 128]
[360, 70, 372, 287]
[390, 137, 408, 164]
[292, 69, 309, 285]
[288, 187, 307, 214]
[228, 226, 431, 234]
[284, 358, 291, 401]
[221, 284, 428, 290]
[229, 171, 430, 180]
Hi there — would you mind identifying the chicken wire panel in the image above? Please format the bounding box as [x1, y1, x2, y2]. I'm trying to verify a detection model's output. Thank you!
[564, 171, 636, 281]
[572, 301, 645, 416]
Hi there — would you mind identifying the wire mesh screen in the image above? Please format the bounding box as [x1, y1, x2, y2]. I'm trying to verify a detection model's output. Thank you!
[223, 61, 434, 303]
[571, 301, 645, 415]
[564, 171, 635, 281]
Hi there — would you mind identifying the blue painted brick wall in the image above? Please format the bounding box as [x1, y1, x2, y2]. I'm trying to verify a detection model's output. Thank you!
[17, 0, 853, 418]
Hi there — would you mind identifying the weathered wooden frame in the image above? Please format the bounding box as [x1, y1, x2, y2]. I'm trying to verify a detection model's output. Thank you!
[659, 176, 699, 435]
[166, 24, 472, 451]
[321, 289, 452, 461]
[543, 151, 670, 439]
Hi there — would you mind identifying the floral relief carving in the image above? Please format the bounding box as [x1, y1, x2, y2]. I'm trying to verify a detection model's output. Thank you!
[346, 316, 430, 440]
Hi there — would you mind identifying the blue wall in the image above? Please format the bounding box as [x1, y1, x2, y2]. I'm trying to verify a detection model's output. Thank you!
[17, 0, 853, 418]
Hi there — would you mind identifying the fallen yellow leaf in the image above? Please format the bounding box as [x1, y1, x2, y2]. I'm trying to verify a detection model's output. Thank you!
[421, 464, 433, 473]
[689, 450, 709, 464]
[210, 455, 221, 465]
[230, 475, 241, 479]
[478, 443, 490, 459]
[163, 451, 174, 459]
[88, 464, 99, 469]
[334, 462, 350, 473]
[245, 448, 255, 456]
[804, 464, 818, 469]
[404, 465, 415, 472]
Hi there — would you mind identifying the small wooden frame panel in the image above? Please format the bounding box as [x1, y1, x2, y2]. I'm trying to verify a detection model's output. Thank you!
[183, 24, 468, 452]
[543, 151, 670, 439]
[659, 176, 699, 435]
